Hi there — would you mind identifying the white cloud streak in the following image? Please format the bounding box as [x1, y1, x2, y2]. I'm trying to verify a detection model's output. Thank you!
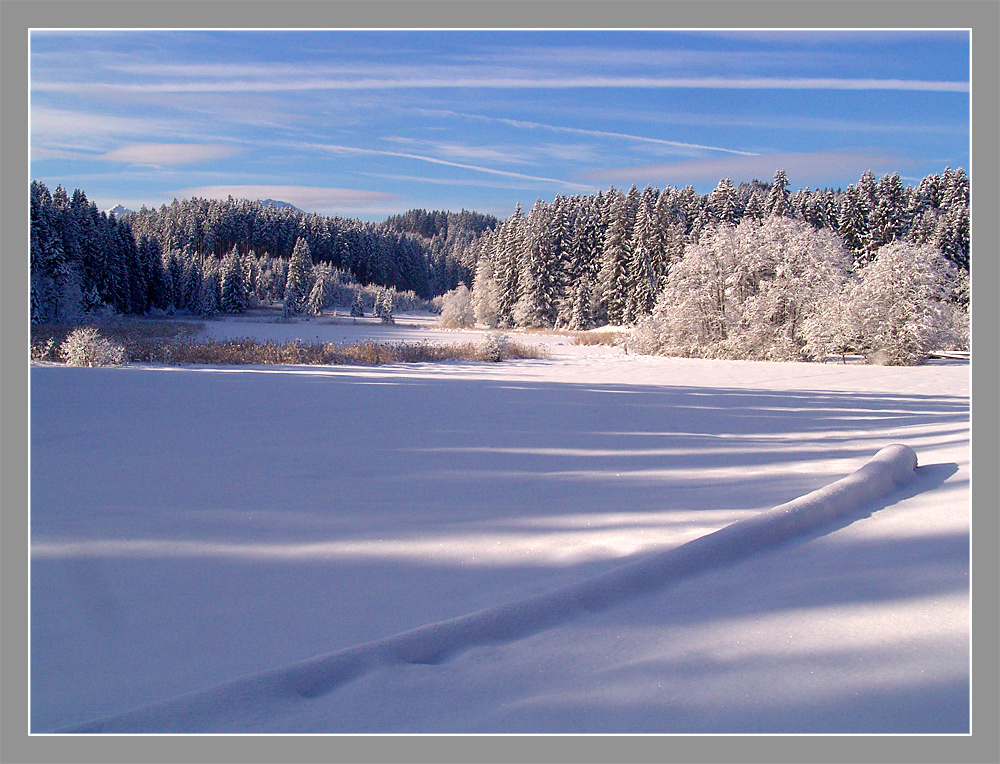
[101, 143, 241, 166]
[381, 136, 524, 165]
[293, 141, 598, 192]
[416, 108, 759, 157]
[33, 75, 969, 95]
[586, 151, 908, 186]
[31, 105, 175, 145]
[176, 185, 403, 215]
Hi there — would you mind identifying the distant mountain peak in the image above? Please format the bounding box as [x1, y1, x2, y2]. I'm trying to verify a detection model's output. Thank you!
[258, 199, 304, 213]
[105, 204, 134, 218]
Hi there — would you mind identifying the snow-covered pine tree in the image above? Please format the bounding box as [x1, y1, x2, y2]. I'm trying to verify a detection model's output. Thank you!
[789, 187, 811, 221]
[938, 167, 970, 270]
[242, 250, 260, 305]
[379, 288, 395, 324]
[708, 177, 741, 225]
[836, 185, 868, 265]
[71, 189, 103, 306]
[220, 245, 249, 313]
[100, 219, 130, 314]
[165, 249, 185, 312]
[676, 185, 702, 239]
[139, 235, 169, 312]
[493, 212, 524, 328]
[182, 257, 203, 314]
[569, 272, 594, 331]
[743, 190, 764, 222]
[30, 181, 61, 322]
[548, 194, 574, 326]
[765, 169, 791, 218]
[627, 199, 656, 322]
[564, 196, 602, 327]
[283, 237, 312, 317]
[598, 189, 631, 326]
[854, 170, 878, 260]
[118, 220, 146, 314]
[305, 264, 334, 316]
[647, 190, 671, 286]
[199, 264, 220, 317]
[869, 172, 907, 252]
[350, 289, 365, 317]
[526, 198, 559, 327]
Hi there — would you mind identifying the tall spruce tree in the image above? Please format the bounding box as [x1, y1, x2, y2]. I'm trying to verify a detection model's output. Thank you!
[598, 189, 631, 326]
[283, 237, 312, 317]
[765, 169, 791, 217]
[627, 199, 656, 322]
[220, 245, 249, 313]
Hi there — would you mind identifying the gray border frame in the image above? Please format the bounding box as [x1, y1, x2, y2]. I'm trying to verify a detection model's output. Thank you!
[3, 2, 997, 763]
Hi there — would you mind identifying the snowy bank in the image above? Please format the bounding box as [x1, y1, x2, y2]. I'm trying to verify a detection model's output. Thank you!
[64, 445, 918, 734]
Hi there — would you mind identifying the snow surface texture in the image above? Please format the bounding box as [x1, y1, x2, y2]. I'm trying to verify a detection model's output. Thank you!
[31, 315, 970, 733]
[61, 446, 918, 733]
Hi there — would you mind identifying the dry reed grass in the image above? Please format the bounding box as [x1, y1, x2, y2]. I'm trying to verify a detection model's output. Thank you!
[31, 319, 547, 367]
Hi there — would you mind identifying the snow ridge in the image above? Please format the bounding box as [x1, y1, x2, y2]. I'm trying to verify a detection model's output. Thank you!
[64, 444, 918, 734]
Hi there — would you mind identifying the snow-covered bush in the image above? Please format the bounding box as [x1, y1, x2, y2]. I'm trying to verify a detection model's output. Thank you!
[31, 337, 60, 363]
[632, 218, 851, 361]
[438, 284, 475, 328]
[60, 327, 126, 367]
[471, 257, 500, 327]
[477, 332, 509, 362]
[847, 241, 968, 365]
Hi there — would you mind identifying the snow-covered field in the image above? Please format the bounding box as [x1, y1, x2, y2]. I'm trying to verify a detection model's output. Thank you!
[30, 313, 970, 733]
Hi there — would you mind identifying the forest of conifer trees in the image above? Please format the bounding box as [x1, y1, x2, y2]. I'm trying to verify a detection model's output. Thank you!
[30, 167, 969, 364]
[29, 182, 495, 325]
[463, 168, 969, 333]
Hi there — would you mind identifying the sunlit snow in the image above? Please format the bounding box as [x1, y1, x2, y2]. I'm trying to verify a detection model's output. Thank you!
[30, 314, 970, 733]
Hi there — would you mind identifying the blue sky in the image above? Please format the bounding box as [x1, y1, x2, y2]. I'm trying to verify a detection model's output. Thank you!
[30, 29, 970, 220]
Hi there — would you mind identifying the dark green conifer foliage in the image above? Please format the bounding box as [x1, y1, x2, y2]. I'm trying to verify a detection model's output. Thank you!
[283, 237, 312, 317]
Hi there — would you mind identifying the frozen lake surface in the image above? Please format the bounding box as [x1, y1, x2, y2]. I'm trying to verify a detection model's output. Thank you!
[30, 313, 970, 733]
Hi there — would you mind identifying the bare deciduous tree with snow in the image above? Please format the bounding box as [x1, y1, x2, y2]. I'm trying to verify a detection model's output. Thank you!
[631, 217, 851, 361]
[438, 283, 475, 328]
[846, 241, 968, 365]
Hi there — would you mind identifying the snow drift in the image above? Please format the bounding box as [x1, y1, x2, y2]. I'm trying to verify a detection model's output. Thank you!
[64, 444, 918, 734]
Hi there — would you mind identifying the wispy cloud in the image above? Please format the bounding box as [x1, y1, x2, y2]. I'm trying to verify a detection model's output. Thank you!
[30, 146, 93, 161]
[176, 185, 403, 215]
[380, 136, 526, 165]
[31, 105, 172, 145]
[416, 108, 759, 157]
[101, 143, 241, 167]
[293, 141, 598, 192]
[30, 105, 245, 152]
[33, 74, 969, 95]
[354, 171, 541, 192]
[586, 151, 910, 187]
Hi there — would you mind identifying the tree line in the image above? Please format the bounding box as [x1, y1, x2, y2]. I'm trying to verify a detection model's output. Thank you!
[462, 168, 969, 334]
[29, 181, 497, 324]
[31, 167, 969, 364]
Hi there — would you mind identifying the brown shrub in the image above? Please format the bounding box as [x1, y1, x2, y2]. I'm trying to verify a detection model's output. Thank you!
[571, 331, 626, 347]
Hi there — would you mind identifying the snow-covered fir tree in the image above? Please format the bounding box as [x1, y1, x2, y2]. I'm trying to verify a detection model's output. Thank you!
[282, 237, 312, 317]
[598, 189, 631, 326]
[220, 246, 249, 313]
[765, 169, 792, 218]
